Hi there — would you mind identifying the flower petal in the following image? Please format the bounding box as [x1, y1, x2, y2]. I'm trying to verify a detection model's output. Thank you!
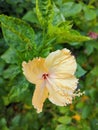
[46, 80, 68, 106]
[22, 58, 48, 84]
[32, 81, 48, 113]
[46, 76, 78, 106]
[45, 48, 77, 76]
[50, 75, 78, 91]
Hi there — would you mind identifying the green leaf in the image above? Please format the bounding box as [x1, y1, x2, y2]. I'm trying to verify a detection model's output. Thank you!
[55, 125, 66, 130]
[82, 124, 90, 130]
[31, 0, 36, 4]
[82, 105, 92, 119]
[58, 107, 69, 114]
[61, 2, 82, 17]
[0, 77, 5, 86]
[91, 119, 98, 130]
[0, 38, 7, 54]
[0, 58, 5, 76]
[3, 76, 29, 105]
[52, 4, 65, 26]
[66, 127, 78, 130]
[91, 66, 98, 76]
[89, 88, 97, 102]
[36, 0, 53, 27]
[85, 41, 94, 55]
[77, 53, 87, 65]
[48, 24, 90, 44]
[76, 64, 86, 78]
[22, 10, 39, 24]
[3, 65, 20, 79]
[0, 14, 35, 49]
[0, 118, 9, 130]
[57, 116, 71, 124]
[11, 115, 21, 127]
[76, 102, 84, 109]
[1, 47, 18, 64]
[83, 6, 96, 21]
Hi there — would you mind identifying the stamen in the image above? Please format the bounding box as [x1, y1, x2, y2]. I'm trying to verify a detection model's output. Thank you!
[42, 73, 49, 79]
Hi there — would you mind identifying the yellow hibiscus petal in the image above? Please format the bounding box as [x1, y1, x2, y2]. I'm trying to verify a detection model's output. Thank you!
[32, 81, 48, 113]
[46, 77, 76, 106]
[46, 81, 66, 106]
[47, 82, 72, 106]
[45, 48, 77, 76]
[22, 58, 48, 84]
[49, 93, 73, 106]
[52, 76, 78, 91]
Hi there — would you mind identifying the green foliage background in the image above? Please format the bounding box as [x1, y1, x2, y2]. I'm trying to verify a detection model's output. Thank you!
[0, 0, 98, 130]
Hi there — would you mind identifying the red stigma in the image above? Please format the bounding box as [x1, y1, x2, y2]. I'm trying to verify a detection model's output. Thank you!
[42, 73, 49, 79]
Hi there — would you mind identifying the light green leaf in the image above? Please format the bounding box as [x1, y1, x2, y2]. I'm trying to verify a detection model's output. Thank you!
[36, 0, 53, 27]
[58, 107, 69, 114]
[66, 127, 78, 130]
[55, 125, 66, 130]
[83, 7, 96, 21]
[52, 4, 65, 26]
[82, 125, 91, 130]
[48, 24, 90, 43]
[58, 116, 71, 124]
[61, 2, 82, 17]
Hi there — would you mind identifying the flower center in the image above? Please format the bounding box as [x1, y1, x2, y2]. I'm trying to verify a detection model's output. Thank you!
[42, 73, 49, 79]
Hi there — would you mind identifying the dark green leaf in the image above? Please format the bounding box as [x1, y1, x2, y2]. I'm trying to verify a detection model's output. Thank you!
[23, 10, 39, 24]
[3, 65, 20, 79]
[76, 64, 86, 78]
[2, 76, 29, 105]
[82, 105, 92, 119]
[1, 47, 18, 64]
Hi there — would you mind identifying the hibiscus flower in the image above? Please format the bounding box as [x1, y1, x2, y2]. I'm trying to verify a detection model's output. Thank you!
[22, 48, 80, 113]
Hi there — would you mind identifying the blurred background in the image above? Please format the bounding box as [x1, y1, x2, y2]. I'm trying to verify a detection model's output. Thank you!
[0, 0, 98, 130]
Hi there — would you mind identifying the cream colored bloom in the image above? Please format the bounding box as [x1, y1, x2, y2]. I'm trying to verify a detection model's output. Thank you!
[22, 48, 79, 113]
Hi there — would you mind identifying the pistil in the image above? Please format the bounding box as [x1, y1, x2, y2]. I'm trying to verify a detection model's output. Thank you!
[42, 73, 49, 79]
